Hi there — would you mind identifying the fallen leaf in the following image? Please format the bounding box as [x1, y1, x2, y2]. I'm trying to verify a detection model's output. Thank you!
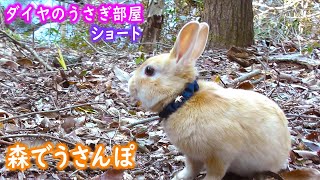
[65, 130, 84, 144]
[301, 139, 320, 152]
[237, 81, 254, 90]
[293, 150, 320, 163]
[211, 74, 221, 83]
[0, 109, 12, 126]
[85, 139, 100, 146]
[40, 112, 59, 119]
[305, 132, 320, 141]
[92, 68, 103, 74]
[107, 107, 120, 117]
[113, 66, 130, 83]
[280, 168, 320, 180]
[109, 121, 120, 128]
[92, 169, 124, 180]
[35, 114, 53, 128]
[4, 123, 19, 132]
[0, 58, 19, 70]
[23, 139, 46, 148]
[16, 58, 33, 67]
[75, 106, 97, 114]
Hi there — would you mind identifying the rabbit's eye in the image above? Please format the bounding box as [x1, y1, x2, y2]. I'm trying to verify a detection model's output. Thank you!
[145, 66, 155, 76]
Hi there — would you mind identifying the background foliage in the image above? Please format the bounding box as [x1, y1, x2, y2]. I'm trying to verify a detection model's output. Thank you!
[1, 0, 319, 53]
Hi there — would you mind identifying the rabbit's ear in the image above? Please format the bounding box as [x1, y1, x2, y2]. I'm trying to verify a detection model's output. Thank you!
[170, 21, 200, 65]
[190, 22, 209, 62]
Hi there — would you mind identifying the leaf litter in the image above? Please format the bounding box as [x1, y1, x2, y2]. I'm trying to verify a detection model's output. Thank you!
[0, 40, 319, 180]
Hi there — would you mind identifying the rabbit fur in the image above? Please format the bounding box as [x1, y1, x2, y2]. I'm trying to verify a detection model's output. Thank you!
[128, 21, 291, 180]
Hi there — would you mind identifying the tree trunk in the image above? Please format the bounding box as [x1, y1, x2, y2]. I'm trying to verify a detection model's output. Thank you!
[140, 0, 165, 52]
[203, 0, 254, 49]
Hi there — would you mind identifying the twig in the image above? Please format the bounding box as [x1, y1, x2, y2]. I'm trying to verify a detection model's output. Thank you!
[287, 12, 320, 19]
[0, 134, 76, 146]
[0, 30, 53, 71]
[279, 72, 300, 83]
[286, 114, 320, 119]
[255, 54, 268, 91]
[257, 54, 320, 67]
[102, 40, 117, 51]
[0, 139, 14, 145]
[104, 116, 160, 134]
[82, 37, 121, 56]
[228, 69, 261, 86]
[253, 1, 299, 10]
[124, 116, 160, 128]
[109, 112, 122, 148]
[136, 42, 172, 48]
[0, 102, 106, 123]
[267, 69, 281, 97]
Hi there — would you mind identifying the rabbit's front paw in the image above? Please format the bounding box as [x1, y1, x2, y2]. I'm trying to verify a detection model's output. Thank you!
[172, 168, 194, 180]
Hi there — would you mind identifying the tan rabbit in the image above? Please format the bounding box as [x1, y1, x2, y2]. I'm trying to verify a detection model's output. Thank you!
[128, 21, 291, 180]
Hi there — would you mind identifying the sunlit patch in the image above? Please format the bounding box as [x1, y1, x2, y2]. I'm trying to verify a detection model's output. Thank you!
[136, 101, 142, 107]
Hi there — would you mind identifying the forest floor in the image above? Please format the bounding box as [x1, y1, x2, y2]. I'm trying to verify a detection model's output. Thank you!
[0, 33, 319, 180]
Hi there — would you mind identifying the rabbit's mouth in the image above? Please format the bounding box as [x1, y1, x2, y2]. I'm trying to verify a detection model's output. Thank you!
[128, 89, 139, 105]
[129, 88, 138, 99]
[128, 78, 142, 107]
[128, 90, 143, 109]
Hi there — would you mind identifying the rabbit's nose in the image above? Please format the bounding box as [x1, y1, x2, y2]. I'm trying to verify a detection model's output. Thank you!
[128, 83, 139, 104]
[129, 87, 137, 98]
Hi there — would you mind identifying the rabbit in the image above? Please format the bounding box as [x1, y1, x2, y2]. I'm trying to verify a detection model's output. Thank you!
[128, 21, 291, 180]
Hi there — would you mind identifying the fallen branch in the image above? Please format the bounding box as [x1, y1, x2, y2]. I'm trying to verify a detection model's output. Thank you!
[0, 139, 14, 145]
[0, 134, 76, 146]
[286, 114, 320, 119]
[279, 72, 300, 83]
[124, 116, 160, 128]
[0, 30, 53, 70]
[253, 1, 298, 11]
[82, 37, 123, 56]
[267, 69, 281, 97]
[228, 69, 262, 86]
[0, 102, 106, 123]
[258, 54, 320, 68]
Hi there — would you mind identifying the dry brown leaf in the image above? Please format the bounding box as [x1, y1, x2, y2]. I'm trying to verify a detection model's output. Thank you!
[293, 150, 320, 163]
[23, 139, 46, 148]
[16, 58, 33, 67]
[301, 139, 320, 152]
[0, 109, 11, 119]
[40, 112, 60, 119]
[109, 121, 120, 128]
[0, 59, 19, 70]
[305, 132, 320, 141]
[280, 168, 320, 180]
[237, 81, 254, 90]
[4, 123, 19, 132]
[92, 68, 103, 75]
[61, 117, 77, 133]
[92, 170, 124, 180]
[0, 109, 14, 126]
